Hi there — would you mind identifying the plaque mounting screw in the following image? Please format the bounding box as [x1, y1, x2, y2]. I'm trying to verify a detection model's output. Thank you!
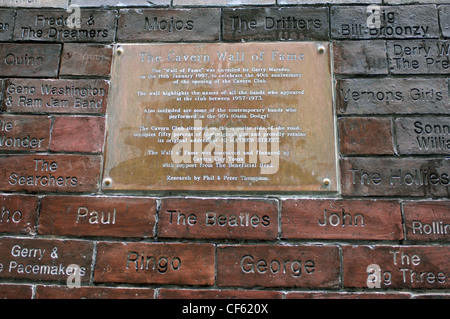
[103, 178, 112, 187]
[317, 45, 326, 54]
[323, 178, 331, 187]
[116, 47, 123, 56]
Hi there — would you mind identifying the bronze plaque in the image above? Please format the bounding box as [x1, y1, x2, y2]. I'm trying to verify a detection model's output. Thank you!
[103, 42, 337, 192]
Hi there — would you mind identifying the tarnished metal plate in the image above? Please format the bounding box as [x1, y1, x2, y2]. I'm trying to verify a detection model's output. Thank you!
[103, 42, 337, 192]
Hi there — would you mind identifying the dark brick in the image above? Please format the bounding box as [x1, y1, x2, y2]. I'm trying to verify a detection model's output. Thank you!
[35, 285, 155, 299]
[331, 5, 439, 39]
[0, 9, 14, 41]
[0, 194, 38, 235]
[14, 9, 117, 42]
[223, 7, 329, 41]
[334, 40, 388, 75]
[395, 117, 450, 155]
[60, 44, 113, 77]
[159, 288, 282, 299]
[0, 284, 33, 299]
[0, 43, 61, 77]
[117, 8, 220, 42]
[341, 157, 450, 197]
[439, 6, 450, 38]
[336, 78, 450, 115]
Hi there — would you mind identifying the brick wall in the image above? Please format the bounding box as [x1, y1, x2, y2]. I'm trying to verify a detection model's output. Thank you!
[0, 0, 449, 300]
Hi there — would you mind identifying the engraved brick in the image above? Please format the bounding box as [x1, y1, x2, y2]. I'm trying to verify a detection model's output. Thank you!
[35, 285, 155, 299]
[339, 117, 394, 155]
[286, 292, 410, 299]
[331, 5, 439, 39]
[395, 117, 450, 155]
[158, 198, 278, 240]
[60, 44, 113, 77]
[223, 7, 329, 41]
[0, 238, 93, 282]
[281, 199, 403, 241]
[0, 9, 14, 41]
[0, 284, 33, 299]
[117, 8, 220, 42]
[439, 6, 450, 38]
[0, 0, 68, 8]
[403, 201, 450, 242]
[217, 245, 340, 288]
[0, 194, 38, 235]
[0, 43, 61, 77]
[50, 116, 105, 153]
[39, 196, 156, 238]
[343, 245, 450, 289]
[280, 0, 382, 3]
[387, 40, 450, 74]
[336, 78, 450, 115]
[159, 288, 282, 299]
[0, 115, 51, 151]
[72, 0, 169, 6]
[0, 154, 101, 192]
[14, 9, 117, 42]
[340, 157, 450, 197]
[94, 242, 215, 285]
[3, 78, 108, 114]
[333, 40, 388, 75]
[175, 0, 275, 5]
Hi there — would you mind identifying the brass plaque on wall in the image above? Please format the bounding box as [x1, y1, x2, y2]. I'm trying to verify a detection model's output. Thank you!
[103, 42, 337, 192]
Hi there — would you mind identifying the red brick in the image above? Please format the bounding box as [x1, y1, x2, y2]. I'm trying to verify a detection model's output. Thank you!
[0, 154, 101, 192]
[35, 285, 155, 299]
[50, 116, 105, 153]
[0, 194, 38, 235]
[39, 195, 156, 238]
[282, 199, 403, 241]
[343, 245, 450, 289]
[0, 115, 51, 152]
[94, 242, 215, 286]
[159, 288, 282, 299]
[0, 284, 33, 299]
[158, 198, 278, 240]
[60, 44, 113, 77]
[403, 201, 450, 242]
[0, 238, 93, 282]
[217, 245, 340, 288]
[286, 292, 410, 299]
[339, 117, 394, 155]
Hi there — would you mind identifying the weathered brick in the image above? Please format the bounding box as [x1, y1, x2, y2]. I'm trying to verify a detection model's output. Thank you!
[0, 115, 51, 151]
[281, 199, 403, 241]
[14, 9, 117, 42]
[72, 0, 169, 7]
[387, 40, 450, 74]
[0, 43, 61, 77]
[50, 116, 105, 153]
[217, 245, 340, 288]
[403, 201, 450, 242]
[336, 77, 450, 115]
[0, 9, 14, 41]
[223, 7, 329, 41]
[439, 6, 450, 38]
[0, 154, 101, 192]
[0, 194, 38, 235]
[94, 242, 215, 285]
[395, 117, 450, 155]
[286, 291, 410, 299]
[0, 0, 68, 8]
[60, 44, 113, 77]
[331, 5, 439, 39]
[35, 285, 155, 299]
[174, 0, 275, 5]
[333, 40, 388, 75]
[117, 8, 220, 42]
[0, 284, 33, 299]
[3, 78, 108, 114]
[159, 288, 282, 299]
[39, 195, 156, 238]
[343, 245, 450, 289]
[341, 157, 450, 197]
[0, 238, 93, 282]
[280, 0, 381, 3]
[158, 198, 278, 240]
[339, 117, 394, 155]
